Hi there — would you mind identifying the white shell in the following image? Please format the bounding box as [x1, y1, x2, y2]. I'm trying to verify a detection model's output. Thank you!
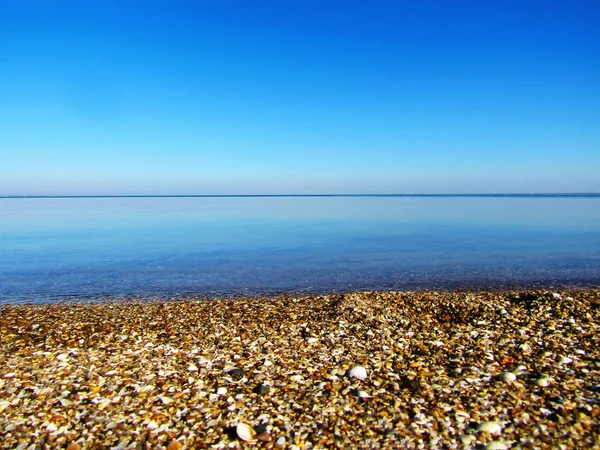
[478, 421, 503, 435]
[216, 387, 227, 395]
[348, 366, 368, 380]
[357, 390, 369, 398]
[460, 434, 476, 445]
[485, 442, 508, 450]
[535, 377, 551, 387]
[558, 356, 573, 364]
[236, 423, 256, 442]
[499, 372, 517, 383]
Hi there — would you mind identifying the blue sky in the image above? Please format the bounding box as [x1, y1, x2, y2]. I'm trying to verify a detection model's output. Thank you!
[1, 0, 598, 195]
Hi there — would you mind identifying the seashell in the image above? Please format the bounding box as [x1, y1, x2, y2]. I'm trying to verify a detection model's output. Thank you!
[356, 390, 369, 399]
[499, 372, 516, 383]
[256, 432, 271, 442]
[166, 441, 182, 450]
[348, 366, 368, 380]
[485, 442, 508, 450]
[535, 377, 551, 387]
[478, 421, 503, 435]
[254, 382, 271, 395]
[159, 395, 174, 405]
[558, 356, 573, 364]
[216, 387, 227, 395]
[459, 434, 476, 445]
[236, 422, 256, 441]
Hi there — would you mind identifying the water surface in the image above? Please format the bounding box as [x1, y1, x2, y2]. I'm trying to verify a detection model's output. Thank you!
[1, 195, 599, 303]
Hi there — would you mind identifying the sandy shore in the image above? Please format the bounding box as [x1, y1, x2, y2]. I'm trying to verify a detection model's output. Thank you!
[1, 289, 599, 449]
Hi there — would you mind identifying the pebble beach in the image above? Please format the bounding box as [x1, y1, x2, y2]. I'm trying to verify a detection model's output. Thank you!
[1, 289, 599, 449]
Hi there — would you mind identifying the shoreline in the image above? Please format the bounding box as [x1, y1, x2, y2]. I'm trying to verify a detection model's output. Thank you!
[1, 289, 599, 448]
[4, 281, 600, 306]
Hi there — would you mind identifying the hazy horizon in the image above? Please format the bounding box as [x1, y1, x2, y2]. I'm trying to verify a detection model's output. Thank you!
[1, 1, 598, 195]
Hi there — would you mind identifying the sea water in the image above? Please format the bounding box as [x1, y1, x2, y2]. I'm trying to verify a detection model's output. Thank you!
[1, 195, 599, 303]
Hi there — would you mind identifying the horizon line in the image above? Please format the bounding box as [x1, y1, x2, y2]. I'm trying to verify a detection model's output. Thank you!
[2, 193, 600, 199]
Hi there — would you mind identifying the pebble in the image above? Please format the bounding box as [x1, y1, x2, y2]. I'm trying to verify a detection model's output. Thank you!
[255, 382, 271, 395]
[459, 434, 476, 445]
[558, 356, 573, 364]
[256, 432, 271, 442]
[216, 387, 227, 395]
[478, 421, 503, 435]
[166, 441, 183, 450]
[276, 436, 286, 447]
[485, 442, 509, 450]
[499, 372, 517, 383]
[356, 390, 369, 399]
[535, 377, 551, 387]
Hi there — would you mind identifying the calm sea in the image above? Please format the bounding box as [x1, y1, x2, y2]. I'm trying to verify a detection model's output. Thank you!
[1, 195, 599, 304]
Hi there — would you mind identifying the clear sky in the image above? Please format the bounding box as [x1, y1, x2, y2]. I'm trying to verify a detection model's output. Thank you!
[1, 0, 599, 195]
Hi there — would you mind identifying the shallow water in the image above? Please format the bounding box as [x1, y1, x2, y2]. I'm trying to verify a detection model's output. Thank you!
[1, 195, 599, 303]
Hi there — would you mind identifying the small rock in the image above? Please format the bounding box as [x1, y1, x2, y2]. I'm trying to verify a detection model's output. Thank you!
[459, 434, 476, 445]
[254, 382, 271, 395]
[499, 372, 517, 383]
[485, 441, 508, 450]
[558, 356, 573, 365]
[356, 390, 369, 399]
[166, 441, 183, 450]
[276, 436, 286, 447]
[256, 432, 271, 442]
[216, 387, 227, 395]
[66, 444, 81, 450]
[226, 368, 244, 380]
[478, 421, 503, 435]
[535, 377, 551, 387]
